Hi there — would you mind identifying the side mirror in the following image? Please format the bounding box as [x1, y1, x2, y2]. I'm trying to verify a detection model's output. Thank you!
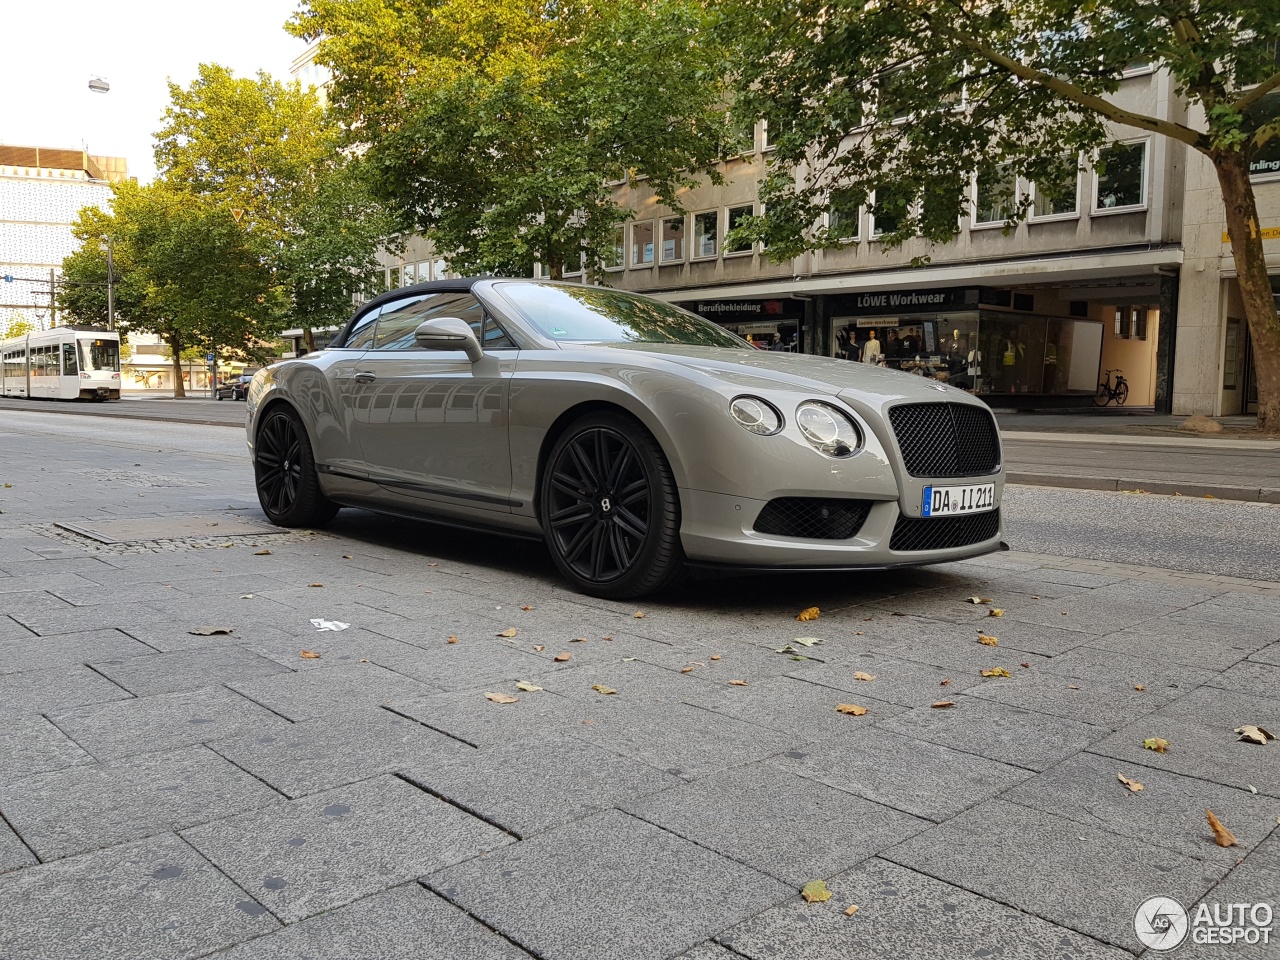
[413, 316, 484, 363]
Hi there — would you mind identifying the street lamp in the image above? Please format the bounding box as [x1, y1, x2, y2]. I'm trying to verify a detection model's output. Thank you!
[88, 77, 110, 94]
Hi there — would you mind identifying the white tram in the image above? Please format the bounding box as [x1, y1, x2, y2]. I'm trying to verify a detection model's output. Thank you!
[0, 327, 122, 400]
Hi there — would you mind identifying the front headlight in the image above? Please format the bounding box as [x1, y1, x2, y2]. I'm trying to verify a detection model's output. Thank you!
[796, 401, 861, 457]
[730, 396, 783, 435]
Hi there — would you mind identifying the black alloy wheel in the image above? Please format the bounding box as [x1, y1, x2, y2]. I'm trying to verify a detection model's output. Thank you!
[541, 412, 684, 598]
[254, 408, 339, 527]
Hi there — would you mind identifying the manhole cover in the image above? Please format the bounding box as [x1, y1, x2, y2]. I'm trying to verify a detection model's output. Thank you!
[55, 515, 282, 545]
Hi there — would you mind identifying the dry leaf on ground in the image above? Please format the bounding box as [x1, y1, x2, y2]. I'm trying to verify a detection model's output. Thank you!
[633, 611, 646, 619]
[1143, 737, 1171, 753]
[533, 645, 545, 652]
[932, 700, 957, 709]
[1206, 809, 1238, 847]
[497, 628, 518, 638]
[710, 655, 721, 661]
[965, 597, 993, 604]
[796, 607, 820, 622]
[447, 636, 459, 644]
[308, 583, 324, 588]
[485, 692, 519, 704]
[793, 637, 824, 647]
[854, 671, 876, 682]
[729, 679, 749, 686]
[1134, 684, 1146, 692]
[601, 635, 614, 641]
[978, 634, 999, 646]
[520, 605, 534, 611]
[836, 703, 868, 716]
[516, 681, 543, 692]
[299, 650, 322, 659]
[253, 549, 272, 556]
[188, 626, 234, 636]
[570, 637, 589, 643]
[801, 880, 832, 903]
[844, 904, 860, 917]
[554, 652, 572, 662]
[1234, 724, 1275, 745]
[980, 667, 1011, 678]
[940, 678, 952, 686]
[342, 554, 352, 559]
[591, 684, 617, 695]
[1067, 684, 1081, 690]
[1118, 773, 1144, 793]
[681, 666, 695, 673]
[988, 608, 1004, 618]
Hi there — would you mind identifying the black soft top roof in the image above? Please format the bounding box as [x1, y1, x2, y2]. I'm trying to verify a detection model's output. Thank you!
[330, 277, 490, 348]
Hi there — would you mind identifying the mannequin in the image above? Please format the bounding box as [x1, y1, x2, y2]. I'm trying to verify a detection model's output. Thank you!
[862, 330, 883, 365]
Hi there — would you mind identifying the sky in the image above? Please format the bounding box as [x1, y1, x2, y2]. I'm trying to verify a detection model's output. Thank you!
[1, 0, 310, 183]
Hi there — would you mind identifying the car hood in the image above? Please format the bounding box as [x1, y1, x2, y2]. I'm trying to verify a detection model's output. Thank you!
[586, 342, 969, 405]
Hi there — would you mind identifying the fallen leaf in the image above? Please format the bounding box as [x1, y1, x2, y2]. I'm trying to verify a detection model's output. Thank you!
[188, 626, 234, 636]
[447, 636, 459, 644]
[988, 608, 1004, 618]
[796, 607, 820, 622]
[855, 631, 864, 636]
[520, 605, 535, 611]
[570, 637, 589, 643]
[601, 635, 614, 641]
[940, 678, 952, 686]
[427, 562, 439, 567]
[485, 692, 519, 704]
[931, 700, 957, 709]
[1031, 595, 1040, 600]
[1234, 724, 1275, 745]
[1020, 662, 1031, 669]
[554, 653, 572, 662]
[978, 634, 999, 646]
[299, 650, 322, 659]
[342, 554, 352, 559]
[591, 684, 617, 695]
[793, 637, 824, 647]
[853, 671, 876, 682]
[533, 645, 545, 652]
[1117, 772, 1144, 793]
[1143, 737, 1170, 753]
[775, 645, 798, 654]
[681, 666, 695, 673]
[844, 904, 860, 917]
[965, 597, 993, 604]
[497, 628, 518, 638]
[1206, 809, 1238, 847]
[836, 703, 868, 716]
[515, 681, 543, 692]
[1067, 684, 1081, 690]
[633, 611, 646, 619]
[253, 549, 272, 556]
[1134, 684, 1146, 692]
[710, 655, 721, 661]
[801, 880, 832, 903]
[729, 679, 749, 686]
[980, 667, 1011, 678]
[239, 594, 254, 599]
[308, 583, 324, 588]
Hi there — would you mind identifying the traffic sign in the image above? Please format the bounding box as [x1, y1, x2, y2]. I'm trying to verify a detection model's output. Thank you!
[206, 353, 215, 362]
[3, 275, 11, 283]
[231, 209, 244, 223]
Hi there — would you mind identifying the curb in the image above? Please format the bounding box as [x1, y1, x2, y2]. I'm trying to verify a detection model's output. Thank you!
[1006, 472, 1280, 504]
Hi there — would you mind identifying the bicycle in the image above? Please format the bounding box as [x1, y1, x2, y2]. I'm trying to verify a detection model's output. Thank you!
[1094, 368, 1129, 406]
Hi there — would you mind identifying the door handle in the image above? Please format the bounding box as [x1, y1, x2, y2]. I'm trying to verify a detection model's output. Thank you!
[353, 371, 377, 383]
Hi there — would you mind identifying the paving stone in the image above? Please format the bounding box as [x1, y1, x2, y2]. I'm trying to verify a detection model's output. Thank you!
[542, 657, 725, 706]
[1250, 641, 1280, 666]
[0, 745, 283, 861]
[370, 637, 550, 690]
[216, 882, 533, 959]
[935, 618, 1092, 657]
[716, 856, 1131, 960]
[882, 798, 1223, 949]
[625, 762, 928, 887]
[1094, 615, 1265, 670]
[121, 620, 299, 654]
[788, 654, 979, 707]
[0, 817, 36, 874]
[640, 638, 838, 683]
[9, 601, 176, 637]
[874, 696, 1111, 771]
[875, 633, 1053, 674]
[571, 698, 805, 781]
[962, 671, 1180, 730]
[674, 944, 739, 960]
[1207, 660, 1280, 699]
[1181, 593, 1280, 633]
[0, 628, 154, 675]
[404, 735, 677, 838]
[1086, 686, 1280, 797]
[228, 662, 436, 720]
[769, 728, 1033, 822]
[209, 709, 472, 798]
[0, 615, 36, 642]
[0, 711, 94, 784]
[48, 685, 293, 760]
[91, 645, 292, 696]
[427, 809, 792, 960]
[1039, 646, 1216, 692]
[1175, 848, 1280, 959]
[0, 664, 131, 714]
[183, 774, 511, 924]
[1001, 753, 1280, 866]
[388, 687, 595, 748]
[0, 832, 279, 959]
[686, 674, 905, 739]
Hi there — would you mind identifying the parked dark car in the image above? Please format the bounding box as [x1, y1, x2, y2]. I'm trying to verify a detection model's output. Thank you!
[216, 374, 257, 401]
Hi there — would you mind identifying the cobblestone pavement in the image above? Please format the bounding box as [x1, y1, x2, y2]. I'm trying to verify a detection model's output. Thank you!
[1, 410, 1277, 959]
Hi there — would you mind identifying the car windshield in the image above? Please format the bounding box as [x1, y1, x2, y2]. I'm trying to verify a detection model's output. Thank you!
[497, 282, 747, 348]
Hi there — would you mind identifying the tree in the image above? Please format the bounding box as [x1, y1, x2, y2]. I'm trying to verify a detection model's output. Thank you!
[154, 64, 401, 344]
[2, 317, 34, 340]
[724, 1, 1280, 428]
[288, 0, 733, 278]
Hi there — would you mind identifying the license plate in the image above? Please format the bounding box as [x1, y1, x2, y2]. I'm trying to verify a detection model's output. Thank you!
[921, 483, 996, 517]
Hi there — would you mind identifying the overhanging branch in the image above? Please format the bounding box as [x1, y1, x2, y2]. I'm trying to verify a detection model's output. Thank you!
[1234, 71, 1280, 115]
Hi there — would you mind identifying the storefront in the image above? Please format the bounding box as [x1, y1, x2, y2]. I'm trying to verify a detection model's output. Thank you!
[677, 298, 808, 351]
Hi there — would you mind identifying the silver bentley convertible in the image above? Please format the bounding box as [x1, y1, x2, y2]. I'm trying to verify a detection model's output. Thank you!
[246, 279, 1006, 598]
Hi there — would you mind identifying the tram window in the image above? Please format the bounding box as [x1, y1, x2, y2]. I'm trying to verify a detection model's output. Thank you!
[63, 343, 78, 375]
[79, 339, 121, 372]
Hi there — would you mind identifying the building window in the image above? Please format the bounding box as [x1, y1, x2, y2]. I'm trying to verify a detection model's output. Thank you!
[870, 185, 911, 238]
[762, 117, 790, 151]
[1095, 141, 1147, 211]
[725, 204, 755, 255]
[660, 216, 685, 263]
[562, 252, 584, 277]
[1248, 92, 1280, 179]
[1031, 160, 1080, 219]
[827, 194, 861, 243]
[693, 211, 719, 259]
[603, 225, 624, 270]
[729, 116, 757, 155]
[974, 165, 1017, 225]
[630, 221, 655, 268]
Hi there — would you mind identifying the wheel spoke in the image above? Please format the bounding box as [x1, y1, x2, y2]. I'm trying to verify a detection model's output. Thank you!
[618, 477, 648, 506]
[605, 445, 634, 490]
[550, 470, 589, 499]
[608, 525, 634, 570]
[568, 439, 600, 488]
[613, 505, 647, 540]
[549, 502, 593, 525]
[588, 524, 606, 580]
[561, 519, 596, 565]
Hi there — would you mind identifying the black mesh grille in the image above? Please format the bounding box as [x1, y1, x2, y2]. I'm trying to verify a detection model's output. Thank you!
[754, 498, 873, 540]
[888, 402, 1001, 478]
[890, 509, 1001, 552]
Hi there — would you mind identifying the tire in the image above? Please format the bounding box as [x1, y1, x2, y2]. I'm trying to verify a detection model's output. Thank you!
[540, 412, 685, 599]
[215, 393, 223, 401]
[254, 407, 339, 528]
[1115, 381, 1129, 406]
[1093, 382, 1109, 406]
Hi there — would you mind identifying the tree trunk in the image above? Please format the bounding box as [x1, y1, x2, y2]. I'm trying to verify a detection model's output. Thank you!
[1213, 151, 1280, 431]
[303, 326, 316, 354]
[168, 334, 186, 399]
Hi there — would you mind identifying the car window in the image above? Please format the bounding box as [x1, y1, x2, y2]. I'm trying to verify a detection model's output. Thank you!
[482, 315, 516, 350]
[372, 293, 515, 351]
[341, 304, 383, 350]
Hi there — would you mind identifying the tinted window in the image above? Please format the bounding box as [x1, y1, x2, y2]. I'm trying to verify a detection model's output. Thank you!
[496, 282, 746, 347]
[372, 293, 513, 351]
[341, 303, 387, 350]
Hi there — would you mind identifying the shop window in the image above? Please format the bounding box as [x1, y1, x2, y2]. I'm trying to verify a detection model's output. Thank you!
[693, 211, 719, 259]
[603, 225, 624, 270]
[1031, 160, 1080, 218]
[870, 185, 911, 238]
[660, 217, 685, 263]
[630, 221, 655, 268]
[725, 204, 755, 255]
[1095, 141, 1147, 211]
[974, 165, 1017, 225]
[1248, 92, 1280, 179]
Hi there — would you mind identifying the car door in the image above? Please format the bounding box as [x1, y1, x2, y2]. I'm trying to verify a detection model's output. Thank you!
[351, 292, 517, 511]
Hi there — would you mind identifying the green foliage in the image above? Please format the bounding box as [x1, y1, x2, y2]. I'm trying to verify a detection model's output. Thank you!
[2, 317, 33, 339]
[289, 0, 732, 277]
